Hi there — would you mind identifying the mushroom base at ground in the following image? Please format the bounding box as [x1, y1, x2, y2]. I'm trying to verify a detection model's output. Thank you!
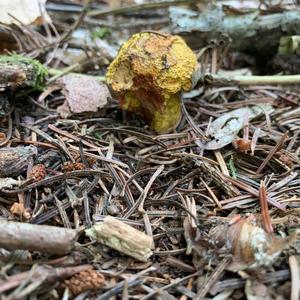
[106, 32, 197, 133]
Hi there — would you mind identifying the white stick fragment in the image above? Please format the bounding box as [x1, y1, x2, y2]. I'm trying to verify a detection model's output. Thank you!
[85, 216, 153, 262]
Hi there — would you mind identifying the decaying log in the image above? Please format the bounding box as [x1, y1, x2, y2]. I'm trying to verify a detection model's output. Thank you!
[0, 55, 47, 115]
[0, 221, 78, 255]
[170, 7, 300, 56]
[0, 55, 47, 91]
[0, 64, 27, 91]
[85, 216, 153, 262]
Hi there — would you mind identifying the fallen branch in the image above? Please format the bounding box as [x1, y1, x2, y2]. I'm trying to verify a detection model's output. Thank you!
[204, 73, 300, 86]
[88, 0, 206, 18]
[170, 7, 300, 55]
[0, 221, 78, 255]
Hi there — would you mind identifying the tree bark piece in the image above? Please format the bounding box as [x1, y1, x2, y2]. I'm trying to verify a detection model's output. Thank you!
[85, 216, 153, 262]
[0, 221, 78, 255]
[0, 146, 37, 177]
[170, 7, 300, 55]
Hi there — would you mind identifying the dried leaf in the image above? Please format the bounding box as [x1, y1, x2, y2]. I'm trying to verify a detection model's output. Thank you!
[209, 215, 298, 271]
[0, 0, 51, 25]
[206, 105, 274, 150]
[57, 74, 110, 118]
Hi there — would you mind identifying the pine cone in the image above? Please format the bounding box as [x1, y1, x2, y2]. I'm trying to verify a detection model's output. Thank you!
[69, 150, 96, 166]
[62, 162, 85, 172]
[63, 269, 105, 295]
[28, 164, 46, 182]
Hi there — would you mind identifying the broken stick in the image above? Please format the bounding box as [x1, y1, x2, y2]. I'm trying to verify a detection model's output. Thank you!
[0, 220, 78, 255]
[85, 216, 153, 262]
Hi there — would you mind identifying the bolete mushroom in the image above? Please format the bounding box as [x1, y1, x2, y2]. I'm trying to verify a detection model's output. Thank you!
[106, 32, 197, 133]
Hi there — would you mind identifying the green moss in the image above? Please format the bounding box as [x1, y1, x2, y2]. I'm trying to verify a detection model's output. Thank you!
[228, 156, 237, 179]
[91, 27, 111, 40]
[0, 54, 48, 90]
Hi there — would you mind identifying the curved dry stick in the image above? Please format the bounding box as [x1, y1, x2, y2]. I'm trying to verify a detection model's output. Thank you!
[289, 256, 300, 300]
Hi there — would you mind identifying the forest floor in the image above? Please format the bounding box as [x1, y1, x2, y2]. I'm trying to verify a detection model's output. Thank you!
[0, 1, 299, 299]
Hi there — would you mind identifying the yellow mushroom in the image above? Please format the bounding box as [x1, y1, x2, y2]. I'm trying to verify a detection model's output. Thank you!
[106, 32, 197, 133]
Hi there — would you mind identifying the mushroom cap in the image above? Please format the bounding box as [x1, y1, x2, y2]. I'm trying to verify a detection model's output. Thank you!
[106, 32, 197, 132]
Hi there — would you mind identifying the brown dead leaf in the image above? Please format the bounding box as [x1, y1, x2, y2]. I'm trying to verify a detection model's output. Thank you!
[57, 74, 110, 118]
[208, 215, 298, 271]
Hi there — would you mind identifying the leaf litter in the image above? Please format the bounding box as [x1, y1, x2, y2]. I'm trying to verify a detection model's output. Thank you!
[0, 1, 299, 299]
